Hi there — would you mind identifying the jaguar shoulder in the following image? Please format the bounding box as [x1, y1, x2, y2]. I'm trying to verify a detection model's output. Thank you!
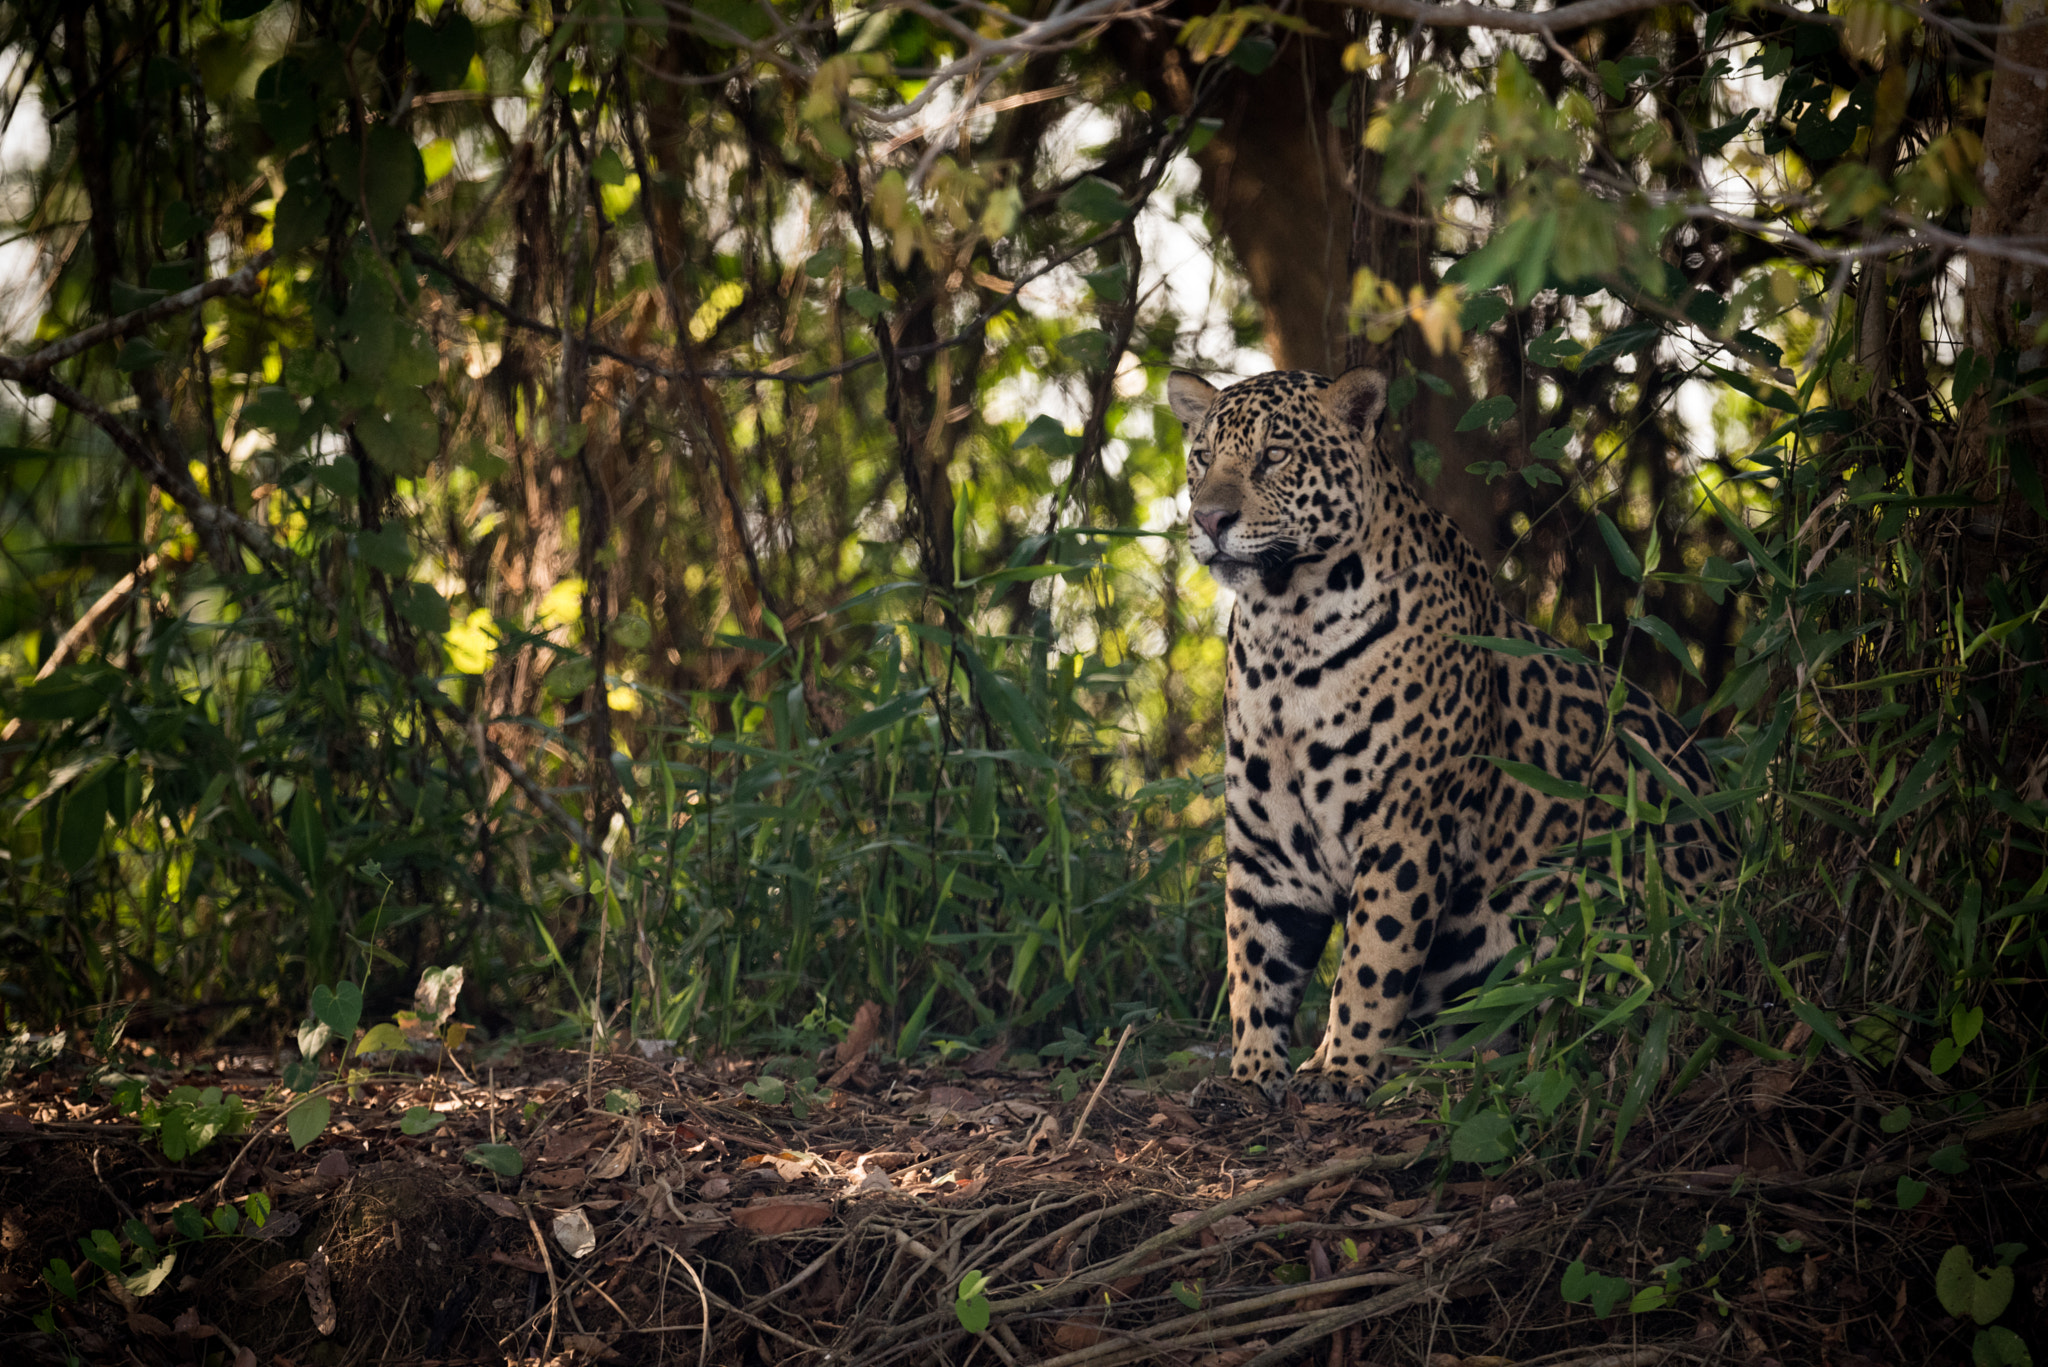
[1169, 365, 1734, 1103]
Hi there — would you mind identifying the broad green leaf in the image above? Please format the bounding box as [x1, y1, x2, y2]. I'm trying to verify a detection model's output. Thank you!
[310, 981, 363, 1039]
[287, 1095, 331, 1151]
[1057, 176, 1132, 224]
[467, 1143, 525, 1177]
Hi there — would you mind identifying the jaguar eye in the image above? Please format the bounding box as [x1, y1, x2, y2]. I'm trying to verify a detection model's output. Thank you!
[1256, 446, 1292, 472]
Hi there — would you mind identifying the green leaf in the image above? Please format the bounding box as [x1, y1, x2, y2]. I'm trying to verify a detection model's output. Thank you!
[467, 1143, 525, 1177]
[332, 124, 427, 234]
[406, 13, 477, 89]
[543, 655, 597, 700]
[402, 1103, 446, 1133]
[1456, 394, 1515, 433]
[1014, 414, 1080, 458]
[1596, 513, 1643, 581]
[1230, 35, 1277, 74]
[1896, 1175, 1928, 1210]
[356, 524, 413, 577]
[1057, 176, 1133, 224]
[1929, 1143, 1970, 1176]
[1975, 1326, 2032, 1367]
[1938, 1245, 2015, 1325]
[57, 775, 109, 875]
[611, 612, 652, 650]
[1482, 755, 1593, 802]
[1931, 1036, 1964, 1074]
[172, 1204, 207, 1241]
[1460, 293, 1508, 331]
[394, 581, 451, 634]
[1612, 1006, 1673, 1156]
[1880, 1104, 1913, 1133]
[355, 1022, 409, 1055]
[1950, 1005, 1985, 1048]
[954, 1289, 990, 1334]
[1057, 329, 1114, 369]
[43, 1258, 76, 1300]
[1528, 327, 1584, 366]
[212, 1202, 239, 1235]
[1452, 634, 1595, 669]
[287, 1095, 331, 1151]
[1448, 1109, 1515, 1163]
[844, 286, 888, 320]
[1083, 264, 1128, 302]
[289, 792, 327, 882]
[1170, 1279, 1202, 1309]
[1529, 425, 1572, 462]
[1630, 612, 1701, 680]
[310, 982, 363, 1039]
[590, 147, 631, 187]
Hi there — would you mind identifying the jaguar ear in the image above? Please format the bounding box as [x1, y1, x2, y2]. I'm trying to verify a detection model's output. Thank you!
[1324, 367, 1388, 438]
[1167, 370, 1219, 428]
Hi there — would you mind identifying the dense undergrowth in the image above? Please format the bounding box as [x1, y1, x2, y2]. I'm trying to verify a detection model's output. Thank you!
[0, 0, 2043, 1176]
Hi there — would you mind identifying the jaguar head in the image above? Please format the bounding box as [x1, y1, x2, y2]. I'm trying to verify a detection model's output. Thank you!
[1167, 367, 1388, 593]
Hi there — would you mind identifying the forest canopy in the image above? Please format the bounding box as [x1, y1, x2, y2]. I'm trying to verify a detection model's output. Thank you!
[0, 0, 2041, 1117]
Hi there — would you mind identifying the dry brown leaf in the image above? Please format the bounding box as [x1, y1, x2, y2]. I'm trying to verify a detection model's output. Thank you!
[542, 1130, 597, 1164]
[304, 1247, 337, 1336]
[835, 1001, 882, 1066]
[589, 1142, 632, 1180]
[125, 1312, 171, 1339]
[1052, 1316, 1106, 1349]
[730, 1200, 833, 1235]
[171, 1306, 215, 1338]
[528, 1167, 589, 1189]
[237, 1260, 306, 1306]
[1246, 1208, 1307, 1227]
[314, 1150, 350, 1180]
[478, 1192, 522, 1219]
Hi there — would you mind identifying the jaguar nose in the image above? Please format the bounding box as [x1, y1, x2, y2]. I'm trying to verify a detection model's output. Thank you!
[1193, 508, 1239, 542]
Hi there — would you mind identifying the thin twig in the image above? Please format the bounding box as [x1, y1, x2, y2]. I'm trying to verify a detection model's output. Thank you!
[1068, 1023, 1135, 1150]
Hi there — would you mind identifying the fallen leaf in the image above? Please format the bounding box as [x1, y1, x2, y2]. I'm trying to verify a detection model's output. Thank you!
[528, 1167, 589, 1189]
[125, 1312, 172, 1339]
[171, 1306, 216, 1338]
[248, 1209, 303, 1242]
[237, 1260, 306, 1306]
[478, 1192, 522, 1219]
[304, 1247, 337, 1336]
[1052, 1316, 1106, 1349]
[730, 1200, 833, 1235]
[589, 1143, 632, 1180]
[542, 1129, 599, 1164]
[835, 1001, 882, 1066]
[699, 1176, 732, 1200]
[551, 1208, 597, 1260]
[315, 1150, 350, 1180]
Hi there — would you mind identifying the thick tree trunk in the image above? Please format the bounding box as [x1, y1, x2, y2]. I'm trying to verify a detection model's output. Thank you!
[1961, 6, 2048, 496]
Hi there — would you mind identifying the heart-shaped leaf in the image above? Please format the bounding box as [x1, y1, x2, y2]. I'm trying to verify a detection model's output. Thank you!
[309, 982, 362, 1041]
[1896, 1175, 1928, 1210]
[1950, 1005, 1985, 1048]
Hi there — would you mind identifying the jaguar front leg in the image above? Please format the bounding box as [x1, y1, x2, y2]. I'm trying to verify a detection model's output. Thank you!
[1291, 823, 1451, 1101]
[1224, 874, 1335, 1104]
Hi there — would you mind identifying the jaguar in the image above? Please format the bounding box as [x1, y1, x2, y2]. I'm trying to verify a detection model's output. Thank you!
[1169, 365, 1733, 1102]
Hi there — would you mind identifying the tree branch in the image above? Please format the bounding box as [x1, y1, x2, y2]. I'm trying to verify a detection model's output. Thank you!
[12, 250, 275, 372]
[1324, 0, 1678, 35]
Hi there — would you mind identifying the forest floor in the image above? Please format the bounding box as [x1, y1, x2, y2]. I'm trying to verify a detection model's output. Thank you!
[1, 1026, 2044, 1367]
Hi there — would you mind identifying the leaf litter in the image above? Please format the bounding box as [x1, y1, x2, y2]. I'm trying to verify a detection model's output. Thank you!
[0, 1038, 2043, 1365]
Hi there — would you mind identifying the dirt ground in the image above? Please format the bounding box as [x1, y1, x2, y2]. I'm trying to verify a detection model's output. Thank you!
[1, 1029, 2044, 1366]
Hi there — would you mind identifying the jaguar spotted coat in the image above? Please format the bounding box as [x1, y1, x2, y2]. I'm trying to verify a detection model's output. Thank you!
[1169, 366, 1732, 1102]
